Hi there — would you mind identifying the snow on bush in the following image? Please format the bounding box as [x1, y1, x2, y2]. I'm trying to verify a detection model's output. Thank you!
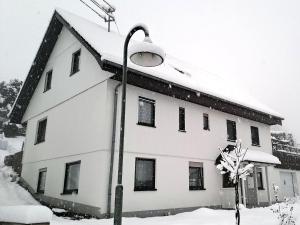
[0, 205, 52, 223]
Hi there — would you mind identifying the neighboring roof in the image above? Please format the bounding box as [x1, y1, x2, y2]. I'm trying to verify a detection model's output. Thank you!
[9, 9, 284, 125]
[215, 145, 281, 165]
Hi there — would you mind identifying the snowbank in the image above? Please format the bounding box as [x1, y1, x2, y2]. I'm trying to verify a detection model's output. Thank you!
[0, 205, 52, 223]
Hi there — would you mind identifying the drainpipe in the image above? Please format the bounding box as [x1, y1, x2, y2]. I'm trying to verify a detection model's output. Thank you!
[107, 82, 121, 218]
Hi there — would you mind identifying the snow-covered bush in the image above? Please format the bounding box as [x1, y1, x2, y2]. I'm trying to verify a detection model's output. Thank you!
[271, 198, 296, 225]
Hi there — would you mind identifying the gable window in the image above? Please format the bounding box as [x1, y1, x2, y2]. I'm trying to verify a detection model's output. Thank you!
[37, 168, 47, 194]
[63, 161, 81, 194]
[189, 162, 204, 190]
[251, 126, 260, 146]
[44, 70, 52, 92]
[179, 107, 185, 131]
[138, 97, 155, 127]
[134, 158, 156, 191]
[257, 169, 264, 190]
[203, 113, 209, 131]
[70, 49, 81, 75]
[223, 173, 235, 188]
[35, 118, 47, 144]
[227, 120, 237, 142]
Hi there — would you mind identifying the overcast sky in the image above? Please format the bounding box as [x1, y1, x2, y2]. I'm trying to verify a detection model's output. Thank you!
[1, 0, 299, 143]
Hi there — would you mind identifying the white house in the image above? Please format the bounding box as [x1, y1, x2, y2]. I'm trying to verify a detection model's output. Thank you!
[9, 9, 296, 218]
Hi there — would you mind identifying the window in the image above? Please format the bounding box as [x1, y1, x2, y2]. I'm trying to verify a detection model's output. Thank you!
[134, 158, 156, 191]
[138, 97, 155, 127]
[227, 120, 237, 141]
[203, 113, 209, 130]
[257, 169, 264, 190]
[35, 118, 47, 144]
[223, 173, 235, 188]
[179, 107, 185, 131]
[189, 162, 204, 190]
[44, 70, 52, 92]
[70, 49, 81, 75]
[251, 126, 260, 146]
[37, 168, 47, 194]
[63, 161, 81, 194]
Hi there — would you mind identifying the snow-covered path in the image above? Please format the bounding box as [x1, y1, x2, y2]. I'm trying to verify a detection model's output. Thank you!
[0, 136, 299, 225]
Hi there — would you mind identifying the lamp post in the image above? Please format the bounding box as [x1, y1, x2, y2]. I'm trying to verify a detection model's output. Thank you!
[113, 24, 165, 225]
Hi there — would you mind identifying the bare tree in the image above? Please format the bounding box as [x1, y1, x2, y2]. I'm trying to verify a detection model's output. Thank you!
[216, 141, 254, 225]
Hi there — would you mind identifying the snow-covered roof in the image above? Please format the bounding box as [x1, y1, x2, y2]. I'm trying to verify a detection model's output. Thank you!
[242, 149, 281, 165]
[56, 8, 282, 118]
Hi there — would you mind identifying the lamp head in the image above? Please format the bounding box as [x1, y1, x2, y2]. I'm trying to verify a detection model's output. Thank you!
[129, 36, 165, 67]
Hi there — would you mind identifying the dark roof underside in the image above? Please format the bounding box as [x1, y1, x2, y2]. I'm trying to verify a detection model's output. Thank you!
[9, 11, 283, 126]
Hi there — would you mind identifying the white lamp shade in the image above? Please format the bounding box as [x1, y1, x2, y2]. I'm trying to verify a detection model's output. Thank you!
[129, 37, 165, 67]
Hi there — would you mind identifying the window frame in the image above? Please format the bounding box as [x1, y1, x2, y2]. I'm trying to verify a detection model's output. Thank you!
[37, 168, 47, 194]
[137, 96, 156, 127]
[203, 113, 210, 131]
[62, 160, 81, 195]
[226, 120, 237, 142]
[35, 118, 47, 145]
[44, 70, 52, 92]
[257, 169, 264, 190]
[189, 162, 205, 191]
[70, 49, 81, 76]
[178, 107, 186, 132]
[134, 158, 156, 191]
[251, 126, 260, 146]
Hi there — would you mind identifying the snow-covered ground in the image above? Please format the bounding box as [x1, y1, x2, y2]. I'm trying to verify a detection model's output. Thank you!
[0, 135, 299, 225]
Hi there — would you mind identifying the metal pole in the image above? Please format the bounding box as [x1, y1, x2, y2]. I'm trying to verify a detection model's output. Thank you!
[113, 25, 149, 225]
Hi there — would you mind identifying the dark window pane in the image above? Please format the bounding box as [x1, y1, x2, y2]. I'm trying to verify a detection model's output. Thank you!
[223, 173, 235, 188]
[257, 171, 263, 190]
[71, 50, 81, 75]
[189, 165, 204, 190]
[203, 113, 209, 130]
[44, 70, 52, 92]
[251, 126, 260, 146]
[64, 161, 81, 194]
[135, 158, 155, 191]
[36, 119, 47, 144]
[227, 120, 236, 141]
[138, 97, 155, 126]
[37, 169, 47, 194]
[179, 107, 185, 131]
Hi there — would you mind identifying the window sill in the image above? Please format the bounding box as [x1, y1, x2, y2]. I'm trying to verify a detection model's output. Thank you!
[61, 190, 78, 195]
[34, 140, 45, 145]
[258, 188, 265, 191]
[178, 129, 186, 133]
[252, 144, 261, 147]
[134, 188, 157, 192]
[227, 139, 237, 143]
[136, 122, 156, 128]
[70, 70, 80, 76]
[203, 128, 210, 131]
[189, 188, 206, 191]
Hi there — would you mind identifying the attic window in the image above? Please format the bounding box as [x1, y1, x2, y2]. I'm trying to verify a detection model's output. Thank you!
[70, 49, 81, 75]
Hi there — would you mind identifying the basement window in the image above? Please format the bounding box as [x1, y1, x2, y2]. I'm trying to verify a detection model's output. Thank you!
[35, 118, 47, 144]
[37, 168, 47, 194]
[63, 161, 81, 194]
[70, 49, 81, 75]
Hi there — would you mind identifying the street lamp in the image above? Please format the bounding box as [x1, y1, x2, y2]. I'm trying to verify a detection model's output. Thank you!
[113, 24, 165, 225]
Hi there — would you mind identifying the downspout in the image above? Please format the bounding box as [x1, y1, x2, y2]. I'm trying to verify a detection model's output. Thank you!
[107, 81, 122, 218]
